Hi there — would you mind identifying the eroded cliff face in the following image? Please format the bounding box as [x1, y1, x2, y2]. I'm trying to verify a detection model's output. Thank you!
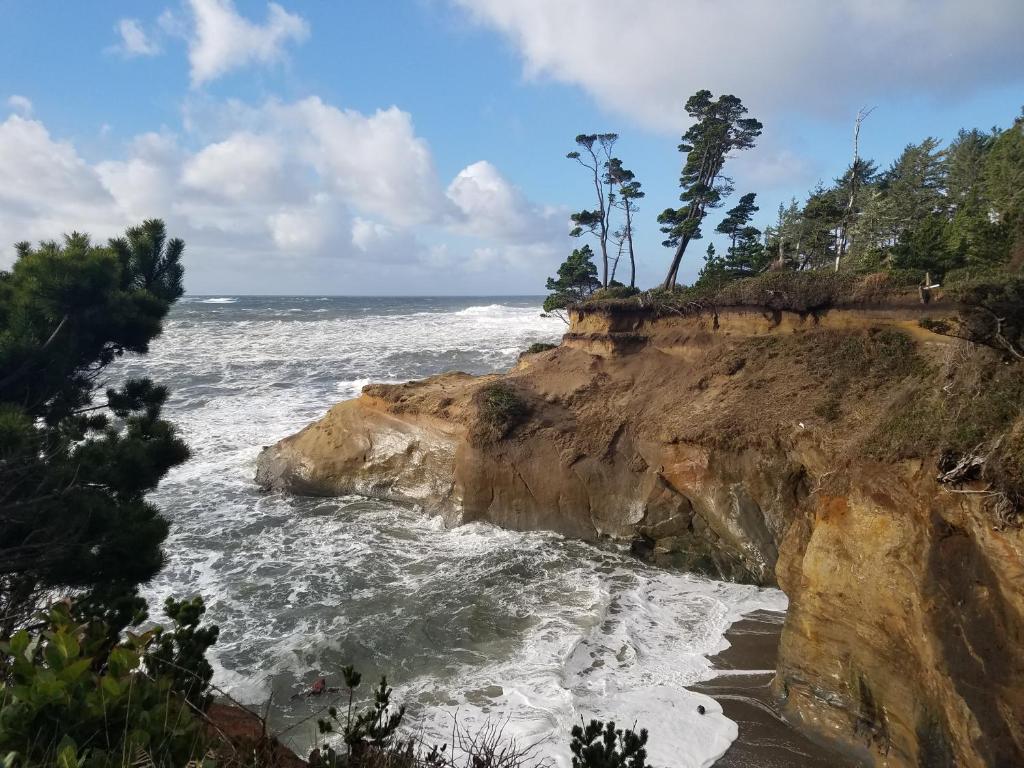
[256, 304, 1023, 768]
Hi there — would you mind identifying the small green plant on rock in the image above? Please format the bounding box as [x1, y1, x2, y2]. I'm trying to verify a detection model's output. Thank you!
[476, 382, 530, 440]
[569, 719, 650, 768]
[525, 343, 557, 355]
[313, 668, 406, 767]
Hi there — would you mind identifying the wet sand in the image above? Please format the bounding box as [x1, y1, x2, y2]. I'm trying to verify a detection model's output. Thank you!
[693, 609, 865, 767]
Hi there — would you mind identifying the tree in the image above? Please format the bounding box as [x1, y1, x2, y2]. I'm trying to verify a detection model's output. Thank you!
[836, 107, 876, 269]
[712, 193, 766, 278]
[764, 199, 802, 270]
[945, 128, 1007, 267]
[606, 158, 644, 289]
[716, 193, 759, 254]
[0, 220, 187, 632]
[984, 112, 1024, 244]
[544, 245, 602, 320]
[799, 183, 845, 270]
[570, 719, 650, 768]
[695, 243, 728, 291]
[882, 138, 947, 239]
[658, 90, 762, 289]
[568, 133, 619, 287]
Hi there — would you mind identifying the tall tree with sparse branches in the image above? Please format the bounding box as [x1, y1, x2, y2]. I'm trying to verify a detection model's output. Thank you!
[606, 158, 644, 288]
[658, 91, 762, 289]
[568, 133, 619, 287]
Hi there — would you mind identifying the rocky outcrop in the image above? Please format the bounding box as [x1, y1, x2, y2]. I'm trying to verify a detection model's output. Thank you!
[256, 302, 1024, 767]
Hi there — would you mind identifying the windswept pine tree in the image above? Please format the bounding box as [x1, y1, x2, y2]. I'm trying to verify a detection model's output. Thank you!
[658, 90, 763, 289]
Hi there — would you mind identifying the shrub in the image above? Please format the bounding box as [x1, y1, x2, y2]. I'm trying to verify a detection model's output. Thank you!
[948, 275, 1024, 360]
[313, 668, 406, 767]
[525, 343, 557, 355]
[590, 286, 640, 301]
[476, 382, 529, 439]
[0, 598, 219, 767]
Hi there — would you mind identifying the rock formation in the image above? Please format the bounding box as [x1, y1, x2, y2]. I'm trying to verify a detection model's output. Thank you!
[257, 301, 1023, 767]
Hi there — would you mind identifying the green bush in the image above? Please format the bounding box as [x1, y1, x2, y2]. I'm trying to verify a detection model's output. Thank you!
[590, 285, 641, 301]
[476, 382, 529, 439]
[0, 598, 218, 767]
[525, 342, 557, 355]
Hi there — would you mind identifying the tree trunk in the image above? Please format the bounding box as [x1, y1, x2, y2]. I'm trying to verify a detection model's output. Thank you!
[662, 236, 690, 290]
[625, 204, 636, 288]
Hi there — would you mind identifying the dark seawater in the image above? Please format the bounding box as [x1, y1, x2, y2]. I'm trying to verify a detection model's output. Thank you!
[119, 296, 785, 767]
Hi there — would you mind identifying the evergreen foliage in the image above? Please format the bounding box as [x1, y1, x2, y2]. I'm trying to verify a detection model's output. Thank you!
[0, 220, 187, 632]
[314, 672, 406, 766]
[658, 90, 762, 289]
[569, 720, 649, 768]
[543, 246, 602, 314]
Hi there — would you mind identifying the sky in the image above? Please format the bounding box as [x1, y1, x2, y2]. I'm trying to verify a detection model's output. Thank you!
[1, 1, 1022, 295]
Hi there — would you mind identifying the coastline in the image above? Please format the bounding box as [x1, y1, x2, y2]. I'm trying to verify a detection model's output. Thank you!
[693, 609, 864, 767]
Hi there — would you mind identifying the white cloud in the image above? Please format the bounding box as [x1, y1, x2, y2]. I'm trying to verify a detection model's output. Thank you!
[6, 95, 33, 117]
[446, 160, 565, 242]
[268, 194, 344, 253]
[452, 0, 1024, 131]
[290, 99, 445, 226]
[182, 131, 288, 202]
[186, 0, 309, 86]
[0, 115, 121, 244]
[112, 18, 161, 57]
[0, 97, 567, 292]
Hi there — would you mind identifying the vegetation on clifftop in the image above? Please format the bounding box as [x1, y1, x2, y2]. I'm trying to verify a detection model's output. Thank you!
[547, 100, 1024, 316]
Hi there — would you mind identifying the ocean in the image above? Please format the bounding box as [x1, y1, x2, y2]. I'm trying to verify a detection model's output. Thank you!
[120, 295, 786, 767]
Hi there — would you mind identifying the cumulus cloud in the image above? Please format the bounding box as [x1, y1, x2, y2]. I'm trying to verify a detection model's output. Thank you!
[290, 99, 445, 226]
[446, 160, 566, 242]
[6, 95, 33, 116]
[0, 97, 567, 291]
[182, 131, 289, 202]
[112, 18, 161, 57]
[452, 0, 1024, 131]
[186, 0, 309, 85]
[0, 115, 122, 244]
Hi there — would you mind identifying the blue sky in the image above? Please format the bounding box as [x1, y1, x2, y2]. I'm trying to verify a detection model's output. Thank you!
[1, 0, 1022, 294]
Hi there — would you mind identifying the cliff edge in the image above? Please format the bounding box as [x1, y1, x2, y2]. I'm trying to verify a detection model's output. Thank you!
[256, 296, 1023, 768]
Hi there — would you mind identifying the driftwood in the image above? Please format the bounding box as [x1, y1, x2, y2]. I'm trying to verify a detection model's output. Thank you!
[937, 452, 985, 484]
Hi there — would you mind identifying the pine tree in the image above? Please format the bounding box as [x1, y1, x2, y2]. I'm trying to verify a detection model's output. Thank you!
[0, 220, 188, 632]
[543, 245, 602, 318]
[658, 91, 762, 289]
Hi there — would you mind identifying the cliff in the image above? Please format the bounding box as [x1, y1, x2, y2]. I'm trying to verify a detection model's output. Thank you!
[256, 298, 1024, 768]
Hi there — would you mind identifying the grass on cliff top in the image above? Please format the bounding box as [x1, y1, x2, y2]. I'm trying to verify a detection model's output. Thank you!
[578, 267, 1024, 317]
